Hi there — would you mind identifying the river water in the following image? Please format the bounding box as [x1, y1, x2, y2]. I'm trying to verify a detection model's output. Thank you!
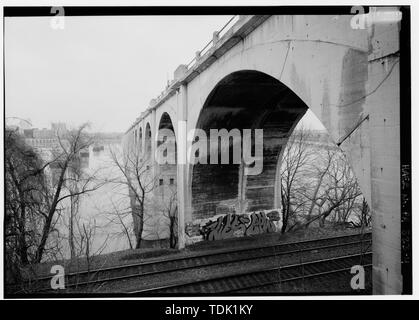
[62, 142, 133, 257]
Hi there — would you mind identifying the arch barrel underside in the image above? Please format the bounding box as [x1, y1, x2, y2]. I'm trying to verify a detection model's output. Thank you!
[191, 71, 307, 221]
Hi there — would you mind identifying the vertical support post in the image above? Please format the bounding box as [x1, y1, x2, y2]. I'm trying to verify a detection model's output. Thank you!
[399, 6, 412, 295]
[237, 160, 247, 214]
[274, 151, 282, 212]
[366, 7, 402, 294]
[176, 84, 188, 249]
[212, 31, 219, 44]
[151, 109, 157, 178]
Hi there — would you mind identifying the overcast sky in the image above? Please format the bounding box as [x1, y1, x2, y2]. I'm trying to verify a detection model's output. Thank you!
[5, 15, 324, 132]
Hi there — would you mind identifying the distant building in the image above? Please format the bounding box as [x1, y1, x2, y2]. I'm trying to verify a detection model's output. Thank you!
[5, 117, 32, 134]
[23, 128, 34, 138]
[292, 129, 334, 149]
[24, 124, 62, 160]
[33, 128, 54, 139]
[51, 122, 67, 135]
[25, 138, 60, 150]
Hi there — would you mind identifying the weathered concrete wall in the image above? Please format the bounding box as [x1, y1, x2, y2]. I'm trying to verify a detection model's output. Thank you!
[180, 16, 371, 237]
[340, 8, 402, 294]
[367, 9, 401, 294]
[183, 16, 370, 212]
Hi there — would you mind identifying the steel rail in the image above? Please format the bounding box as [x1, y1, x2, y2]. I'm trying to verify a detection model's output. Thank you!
[17, 232, 371, 293]
[128, 252, 372, 294]
[226, 264, 373, 293]
[37, 231, 372, 282]
[59, 239, 371, 290]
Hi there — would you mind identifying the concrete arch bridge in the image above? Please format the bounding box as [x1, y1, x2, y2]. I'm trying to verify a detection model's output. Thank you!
[123, 12, 406, 294]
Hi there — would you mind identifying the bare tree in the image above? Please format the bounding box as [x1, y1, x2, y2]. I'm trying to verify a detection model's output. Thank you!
[302, 148, 334, 223]
[349, 197, 371, 229]
[34, 124, 105, 263]
[65, 217, 110, 292]
[5, 124, 105, 287]
[315, 152, 363, 228]
[78, 218, 108, 273]
[5, 128, 53, 271]
[155, 189, 178, 249]
[280, 127, 368, 233]
[280, 127, 314, 233]
[108, 145, 157, 249]
[66, 154, 83, 260]
[103, 199, 135, 250]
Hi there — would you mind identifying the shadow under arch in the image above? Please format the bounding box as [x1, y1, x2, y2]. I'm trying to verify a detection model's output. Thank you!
[156, 112, 178, 248]
[138, 127, 143, 153]
[157, 112, 178, 184]
[144, 122, 152, 158]
[190, 70, 309, 220]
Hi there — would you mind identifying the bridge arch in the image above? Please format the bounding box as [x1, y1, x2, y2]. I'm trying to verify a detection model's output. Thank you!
[184, 28, 370, 210]
[124, 13, 403, 294]
[144, 122, 152, 158]
[138, 127, 143, 154]
[190, 70, 309, 220]
[157, 112, 178, 186]
[155, 112, 178, 247]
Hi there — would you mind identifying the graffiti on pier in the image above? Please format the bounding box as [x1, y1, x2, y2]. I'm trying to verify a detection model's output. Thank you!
[245, 211, 276, 236]
[202, 214, 250, 241]
[196, 210, 281, 241]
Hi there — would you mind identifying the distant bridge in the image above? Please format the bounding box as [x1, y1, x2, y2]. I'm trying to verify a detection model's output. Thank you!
[123, 12, 405, 294]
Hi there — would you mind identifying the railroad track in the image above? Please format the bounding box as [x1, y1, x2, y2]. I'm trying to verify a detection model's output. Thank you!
[14, 232, 371, 293]
[129, 252, 372, 294]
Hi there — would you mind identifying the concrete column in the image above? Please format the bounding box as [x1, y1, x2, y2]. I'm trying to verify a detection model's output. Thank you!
[151, 109, 157, 178]
[176, 84, 188, 249]
[274, 153, 282, 211]
[367, 8, 402, 294]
